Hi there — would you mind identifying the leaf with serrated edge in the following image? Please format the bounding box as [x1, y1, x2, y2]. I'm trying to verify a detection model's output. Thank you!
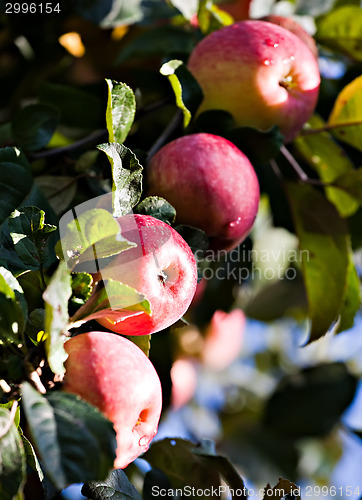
[136, 196, 176, 225]
[57, 207, 135, 272]
[106, 79, 136, 144]
[9, 207, 56, 270]
[43, 261, 72, 376]
[98, 143, 143, 217]
[286, 183, 349, 342]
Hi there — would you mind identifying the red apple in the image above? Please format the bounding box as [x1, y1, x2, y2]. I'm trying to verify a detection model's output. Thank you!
[63, 331, 162, 469]
[95, 214, 198, 335]
[202, 309, 245, 370]
[260, 15, 318, 59]
[147, 133, 260, 251]
[188, 20, 320, 143]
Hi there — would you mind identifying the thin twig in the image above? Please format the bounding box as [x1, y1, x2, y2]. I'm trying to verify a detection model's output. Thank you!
[280, 146, 329, 186]
[299, 120, 362, 137]
[29, 129, 108, 161]
[147, 111, 183, 162]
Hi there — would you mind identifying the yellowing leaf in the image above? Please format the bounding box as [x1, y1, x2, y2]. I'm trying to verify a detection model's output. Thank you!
[328, 75, 362, 151]
[316, 6, 362, 61]
[294, 114, 359, 217]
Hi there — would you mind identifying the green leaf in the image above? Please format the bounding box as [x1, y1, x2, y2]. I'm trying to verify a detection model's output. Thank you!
[98, 143, 143, 217]
[35, 175, 77, 215]
[337, 253, 361, 333]
[116, 25, 196, 64]
[106, 80, 136, 144]
[21, 384, 116, 492]
[0, 267, 27, 344]
[57, 207, 135, 272]
[8, 207, 57, 271]
[197, 0, 234, 35]
[328, 75, 362, 151]
[12, 104, 60, 151]
[316, 6, 362, 61]
[71, 272, 93, 304]
[39, 82, 103, 131]
[19, 427, 44, 482]
[25, 308, 46, 346]
[69, 279, 151, 329]
[0, 147, 33, 225]
[160, 59, 203, 128]
[263, 362, 357, 437]
[0, 406, 26, 500]
[293, 115, 359, 217]
[286, 182, 350, 342]
[333, 167, 362, 203]
[192, 440, 247, 499]
[143, 438, 221, 497]
[82, 469, 143, 500]
[136, 196, 176, 225]
[124, 334, 151, 358]
[43, 261, 72, 376]
[262, 478, 301, 500]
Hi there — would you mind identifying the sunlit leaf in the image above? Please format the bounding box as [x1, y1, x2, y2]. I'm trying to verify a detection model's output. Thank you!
[43, 261, 72, 376]
[316, 6, 362, 60]
[98, 143, 143, 217]
[105, 80, 136, 144]
[57, 207, 134, 272]
[294, 114, 359, 217]
[160, 59, 203, 128]
[328, 75, 362, 151]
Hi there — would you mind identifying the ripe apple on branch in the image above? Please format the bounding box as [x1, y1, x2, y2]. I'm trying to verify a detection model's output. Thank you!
[187, 20, 320, 143]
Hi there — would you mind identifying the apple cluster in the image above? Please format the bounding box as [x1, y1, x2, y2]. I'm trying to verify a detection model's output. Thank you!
[62, 17, 320, 471]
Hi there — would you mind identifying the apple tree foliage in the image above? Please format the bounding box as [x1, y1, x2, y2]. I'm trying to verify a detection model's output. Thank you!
[0, 0, 362, 498]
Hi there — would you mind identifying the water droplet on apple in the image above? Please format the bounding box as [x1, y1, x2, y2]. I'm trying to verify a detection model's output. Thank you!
[263, 59, 274, 66]
[229, 217, 242, 228]
[139, 436, 150, 447]
[290, 55, 295, 61]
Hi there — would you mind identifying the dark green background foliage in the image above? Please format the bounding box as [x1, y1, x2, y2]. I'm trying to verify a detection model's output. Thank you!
[0, 0, 362, 499]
